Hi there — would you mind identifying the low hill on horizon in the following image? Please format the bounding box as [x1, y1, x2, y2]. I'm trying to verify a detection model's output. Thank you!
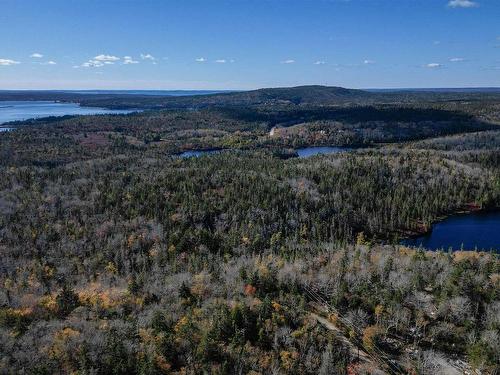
[0, 85, 374, 109]
[2, 85, 500, 110]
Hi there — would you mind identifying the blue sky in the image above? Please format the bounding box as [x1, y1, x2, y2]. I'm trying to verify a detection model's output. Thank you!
[0, 0, 499, 89]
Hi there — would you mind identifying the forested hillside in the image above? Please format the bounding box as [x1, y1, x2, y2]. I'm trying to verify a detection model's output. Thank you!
[3, 85, 500, 110]
[0, 88, 499, 374]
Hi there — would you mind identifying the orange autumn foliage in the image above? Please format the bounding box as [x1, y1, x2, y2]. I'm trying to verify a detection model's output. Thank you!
[244, 284, 257, 296]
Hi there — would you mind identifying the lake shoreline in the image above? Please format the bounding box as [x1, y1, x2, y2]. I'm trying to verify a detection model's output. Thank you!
[173, 145, 358, 159]
[400, 205, 500, 251]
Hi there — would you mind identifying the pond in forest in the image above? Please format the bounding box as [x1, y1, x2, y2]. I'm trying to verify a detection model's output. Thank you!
[401, 210, 500, 252]
[296, 146, 352, 158]
[177, 149, 225, 158]
[177, 146, 353, 159]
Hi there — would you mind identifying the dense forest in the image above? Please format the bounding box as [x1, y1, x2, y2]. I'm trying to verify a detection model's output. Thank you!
[3, 86, 500, 110]
[0, 87, 499, 374]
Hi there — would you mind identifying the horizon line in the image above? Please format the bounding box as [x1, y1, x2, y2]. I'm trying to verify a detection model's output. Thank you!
[1, 85, 500, 92]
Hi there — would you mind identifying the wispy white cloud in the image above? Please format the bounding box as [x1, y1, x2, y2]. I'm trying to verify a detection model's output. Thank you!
[30, 53, 43, 58]
[281, 59, 295, 64]
[94, 54, 120, 62]
[195, 57, 206, 62]
[364, 59, 376, 65]
[433, 40, 441, 45]
[41, 61, 57, 65]
[449, 57, 465, 62]
[425, 63, 442, 68]
[81, 60, 104, 68]
[79, 54, 120, 68]
[313, 61, 326, 65]
[0, 59, 20, 66]
[123, 56, 139, 64]
[81, 61, 104, 68]
[141, 53, 156, 61]
[215, 59, 226, 63]
[447, 0, 479, 8]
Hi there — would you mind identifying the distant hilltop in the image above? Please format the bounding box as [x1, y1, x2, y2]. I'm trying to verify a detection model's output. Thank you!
[1, 85, 500, 110]
[0, 85, 371, 106]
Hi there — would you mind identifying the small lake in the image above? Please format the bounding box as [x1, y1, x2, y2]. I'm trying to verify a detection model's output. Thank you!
[402, 211, 500, 252]
[176, 146, 352, 158]
[296, 146, 351, 158]
[0, 101, 135, 125]
[178, 149, 224, 158]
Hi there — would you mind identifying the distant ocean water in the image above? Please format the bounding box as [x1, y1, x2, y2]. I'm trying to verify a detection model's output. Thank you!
[63, 90, 236, 96]
[0, 101, 135, 125]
